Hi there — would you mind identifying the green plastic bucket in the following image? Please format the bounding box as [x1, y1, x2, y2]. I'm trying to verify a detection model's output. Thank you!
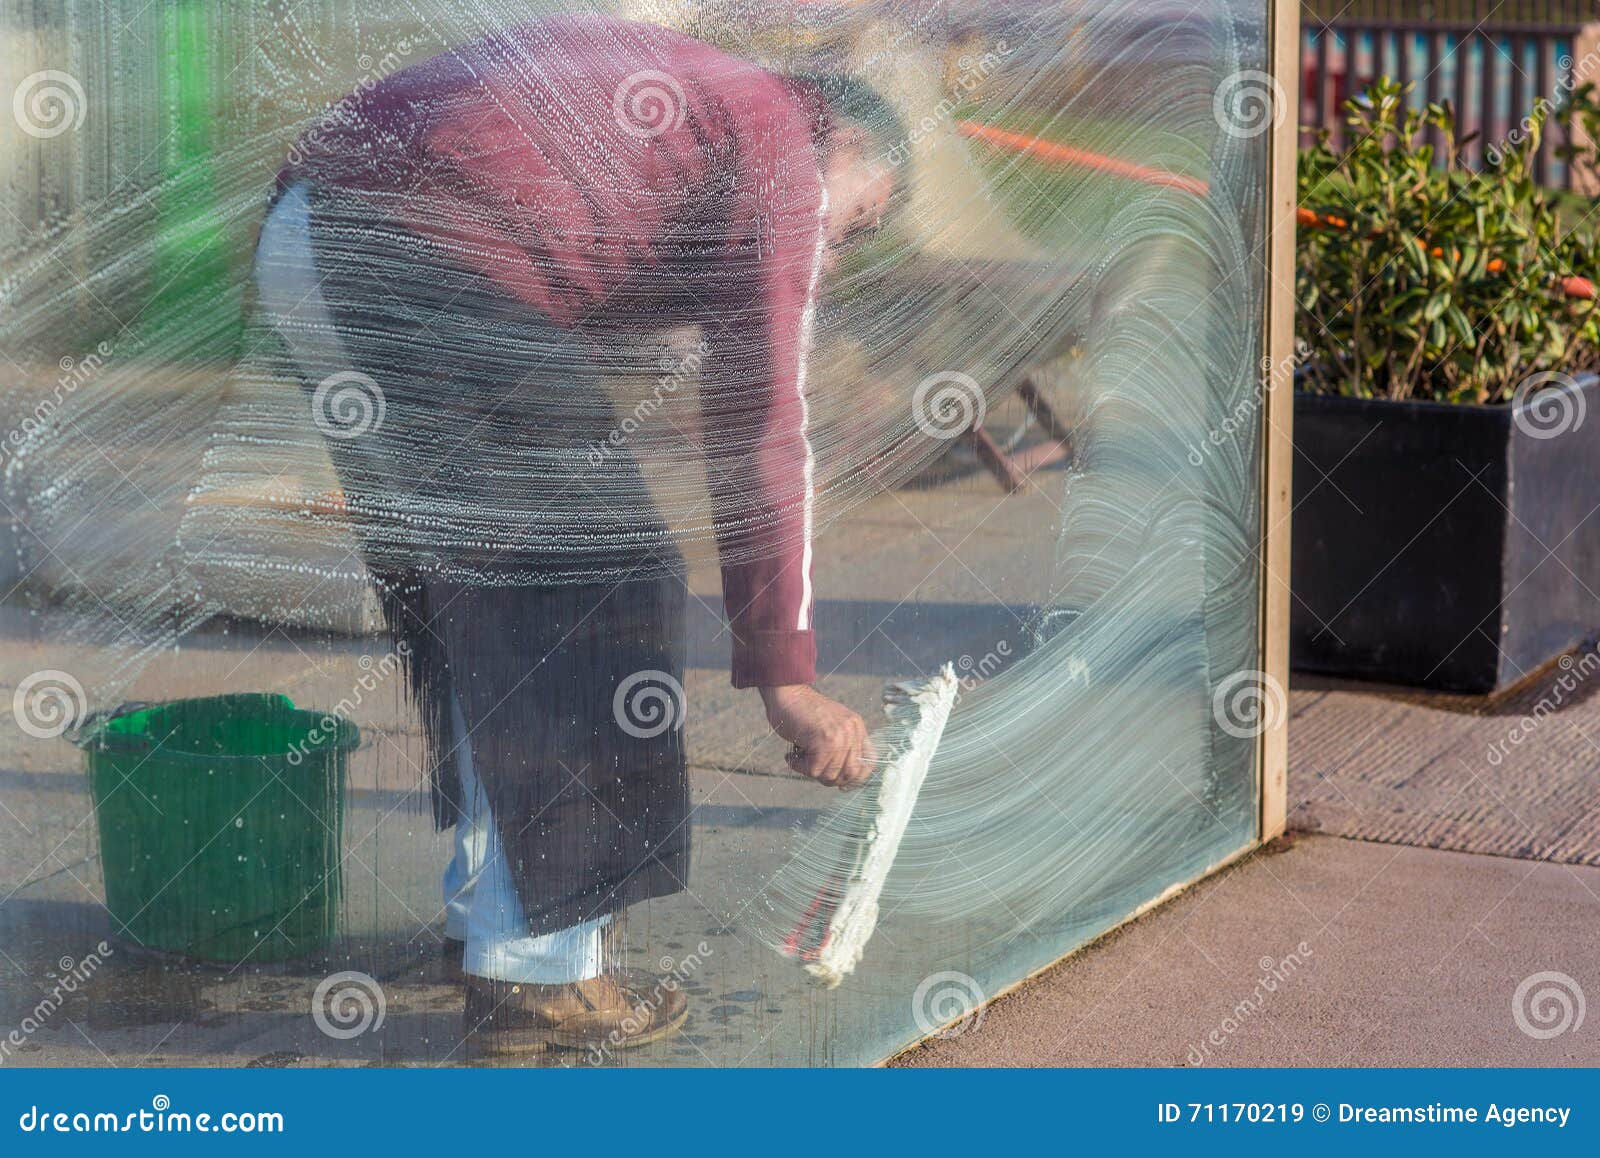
[81, 694, 357, 964]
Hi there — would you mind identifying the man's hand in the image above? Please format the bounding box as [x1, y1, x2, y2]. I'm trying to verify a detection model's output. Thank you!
[759, 685, 876, 790]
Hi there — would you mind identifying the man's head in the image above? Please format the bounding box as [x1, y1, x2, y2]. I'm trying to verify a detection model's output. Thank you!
[787, 74, 905, 251]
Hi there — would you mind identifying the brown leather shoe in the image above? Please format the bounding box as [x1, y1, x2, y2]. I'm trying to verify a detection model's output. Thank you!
[464, 970, 688, 1055]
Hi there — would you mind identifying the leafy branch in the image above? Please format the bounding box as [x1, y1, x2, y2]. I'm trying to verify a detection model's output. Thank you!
[1296, 79, 1600, 404]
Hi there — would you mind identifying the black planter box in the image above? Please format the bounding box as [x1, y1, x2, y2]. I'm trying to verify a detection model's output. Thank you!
[1291, 376, 1600, 693]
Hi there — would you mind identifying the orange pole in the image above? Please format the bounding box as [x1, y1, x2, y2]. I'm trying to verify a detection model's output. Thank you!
[955, 121, 1211, 197]
[959, 121, 1594, 301]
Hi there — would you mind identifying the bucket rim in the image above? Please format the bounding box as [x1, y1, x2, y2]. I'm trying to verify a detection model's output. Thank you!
[77, 692, 361, 760]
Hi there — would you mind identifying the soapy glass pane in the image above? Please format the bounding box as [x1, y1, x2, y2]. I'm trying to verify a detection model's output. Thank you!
[0, 0, 1270, 1065]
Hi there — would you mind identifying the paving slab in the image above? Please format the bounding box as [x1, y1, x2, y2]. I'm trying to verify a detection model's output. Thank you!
[1288, 660, 1600, 865]
[894, 833, 1600, 1067]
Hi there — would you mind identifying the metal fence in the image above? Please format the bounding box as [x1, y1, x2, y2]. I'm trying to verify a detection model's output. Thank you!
[1304, 2, 1595, 24]
[1301, 7, 1595, 187]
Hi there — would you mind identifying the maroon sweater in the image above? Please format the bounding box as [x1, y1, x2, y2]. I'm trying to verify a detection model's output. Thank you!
[281, 15, 824, 688]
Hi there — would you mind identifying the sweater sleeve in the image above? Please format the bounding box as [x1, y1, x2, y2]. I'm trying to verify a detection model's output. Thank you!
[700, 83, 827, 689]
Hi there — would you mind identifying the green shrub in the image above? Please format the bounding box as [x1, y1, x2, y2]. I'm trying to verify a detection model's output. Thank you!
[1555, 80, 1600, 198]
[1296, 78, 1600, 403]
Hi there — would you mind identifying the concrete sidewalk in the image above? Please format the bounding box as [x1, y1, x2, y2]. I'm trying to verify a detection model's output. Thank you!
[897, 667, 1600, 1067]
[894, 834, 1599, 1066]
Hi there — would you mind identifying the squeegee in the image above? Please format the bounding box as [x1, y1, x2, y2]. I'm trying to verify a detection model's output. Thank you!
[782, 663, 959, 987]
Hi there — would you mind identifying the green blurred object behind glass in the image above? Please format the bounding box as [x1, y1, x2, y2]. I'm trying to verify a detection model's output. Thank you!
[143, 0, 244, 360]
[82, 694, 356, 964]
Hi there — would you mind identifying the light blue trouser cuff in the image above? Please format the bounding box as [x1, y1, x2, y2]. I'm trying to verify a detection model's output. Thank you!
[440, 698, 608, 984]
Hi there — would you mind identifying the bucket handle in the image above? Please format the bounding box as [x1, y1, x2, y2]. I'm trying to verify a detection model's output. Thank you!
[71, 701, 152, 749]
